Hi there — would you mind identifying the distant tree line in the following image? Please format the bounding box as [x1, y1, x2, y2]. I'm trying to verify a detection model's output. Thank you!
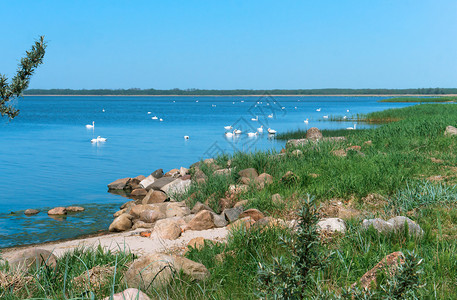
[23, 87, 457, 96]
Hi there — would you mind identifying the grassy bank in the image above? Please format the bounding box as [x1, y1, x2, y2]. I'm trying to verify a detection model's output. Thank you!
[2, 103, 457, 298]
[380, 96, 457, 103]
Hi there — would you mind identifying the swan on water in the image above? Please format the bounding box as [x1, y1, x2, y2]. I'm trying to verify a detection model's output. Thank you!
[267, 128, 276, 134]
[343, 116, 347, 119]
[147, 112, 151, 114]
[347, 124, 357, 130]
[159, 118, 163, 122]
[267, 114, 274, 118]
[316, 108, 321, 112]
[247, 132, 258, 137]
[346, 109, 350, 112]
[196, 100, 199, 103]
[212, 104, 216, 107]
[257, 125, 264, 133]
[225, 131, 234, 137]
[151, 116, 158, 120]
[102, 109, 105, 112]
[86, 121, 94, 129]
[91, 136, 107, 143]
[224, 125, 233, 130]
[234, 129, 242, 134]
[184, 136, 190, 139]
[251, 116, 258, 121]
[323, 115, 329, 119]
[304, 119, 309, 124]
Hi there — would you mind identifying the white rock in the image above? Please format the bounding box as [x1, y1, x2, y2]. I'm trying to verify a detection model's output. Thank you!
[140, 175, 156, 190]
[161, 179, 191, 197]
[317, 218, 346, 233]
[180, 167, 189, 176]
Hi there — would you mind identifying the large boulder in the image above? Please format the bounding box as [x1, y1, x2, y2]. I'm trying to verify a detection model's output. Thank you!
[187, 210, 215, 230]
[161, 179, 191, 196]
[103, 288, 151, 300]
[306, 127, 323, 141]
[238, 168, 258, 178]
[445, 125, 457, 136]
[130, 204, 153, 219]
[150, 177, 177, 191]
[109, 214, 133, 232]
[108, 177, 130, 190]
[142, 190, 167, 204]
[154, 219, 182, 240]
[48, 207, 67, 215]
[124, 253, 209, 291]
[7, 248, 57, 271]
[317, 218, 346, 233]
[362, 216, 423, 237]
[239, 208, 265, 221]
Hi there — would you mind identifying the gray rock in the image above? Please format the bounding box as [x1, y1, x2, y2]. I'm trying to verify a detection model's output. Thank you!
[212, 212, 228, 228]
[151, 168, 164, 179]
[223, 207, 244, 223]
[387, 216, 424, 237]
[24, 209, 39, 216]
[150, 177, 177, 191]
[362, 216, 423, 237]
[306, 127, 323, 141]
[317, 218, 346, 233]
[362, 218, 394, 233]
[161, 179, 191, 196]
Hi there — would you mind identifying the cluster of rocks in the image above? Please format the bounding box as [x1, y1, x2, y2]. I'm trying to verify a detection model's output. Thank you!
[107, 164, 277, 238]
[23, 206, 85, 217]
[445, 125, 457, 136]
[286, 127, 346, 148]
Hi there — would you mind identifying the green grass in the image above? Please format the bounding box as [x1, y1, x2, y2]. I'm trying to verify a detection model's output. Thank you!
[4, 103, 457, 299]
[379, 96, 457, 103]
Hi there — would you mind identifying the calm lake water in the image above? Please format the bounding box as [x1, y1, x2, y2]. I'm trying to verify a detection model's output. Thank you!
[0, 95, 415, 248]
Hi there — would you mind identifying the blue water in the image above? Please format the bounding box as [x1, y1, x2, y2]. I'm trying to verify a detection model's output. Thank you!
[0, 95, 415, 248]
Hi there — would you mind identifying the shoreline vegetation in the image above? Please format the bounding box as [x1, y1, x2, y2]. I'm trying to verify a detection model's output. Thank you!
[23, 87, 457, 96]
[2, 103, 457, 298]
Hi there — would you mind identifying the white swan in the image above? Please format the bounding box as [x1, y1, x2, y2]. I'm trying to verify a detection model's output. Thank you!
[196, 100, 199, 102]
[343, 116, 347, 119]
[251, 116, 258, 121]
[85, 121, 94, 129]
[147, 112, 151, 114]
[184, 135, 189, 139]
[102, 109, 105, 112]
[257, 125, 263, 133]
[91, 136, 107, 143]
[151, 116, 158, 120]
[225, 131, 234, 137]
[159, 118, 163, 122]
[346, 109, 350, 112]
[234, 129, 242, 134]
[323, 115, 329, 119]
[212, 104, 216, 107]
[347, 124, 357, 130]
[224, 125, 233, 130]
[247, 132, 258, 137]
[316, 108, 321, 112]
[304, 119, 309, 124]
[268, 114, 274, 118]
[267, 128, 276, 134]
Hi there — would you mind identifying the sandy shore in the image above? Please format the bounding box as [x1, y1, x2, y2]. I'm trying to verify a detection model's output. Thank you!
[1, 227, 229, 260]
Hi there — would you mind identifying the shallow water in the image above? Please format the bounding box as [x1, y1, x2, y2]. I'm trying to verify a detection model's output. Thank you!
[0, 95, 415, 248]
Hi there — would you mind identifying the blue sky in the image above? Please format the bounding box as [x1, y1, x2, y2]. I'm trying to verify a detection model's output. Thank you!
[1, 1, 456, 89]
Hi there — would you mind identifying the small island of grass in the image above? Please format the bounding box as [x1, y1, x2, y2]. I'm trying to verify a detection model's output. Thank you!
[379, 96, 457, 103]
